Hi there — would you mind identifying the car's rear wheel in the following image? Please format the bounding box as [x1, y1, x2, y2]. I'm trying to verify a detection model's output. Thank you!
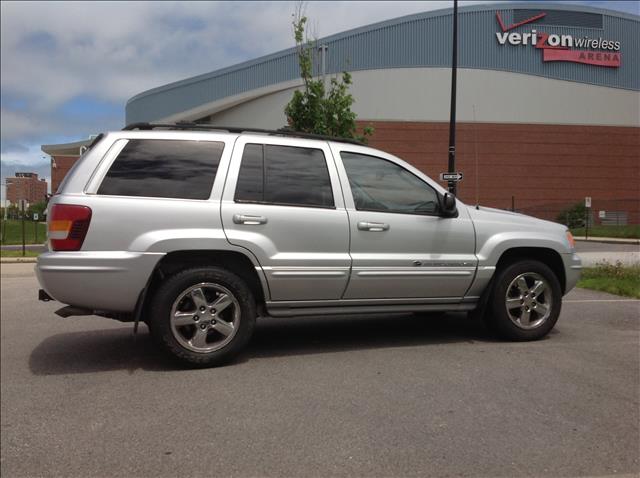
[485, 260, 562, 341]
[148, 267, 256, 367]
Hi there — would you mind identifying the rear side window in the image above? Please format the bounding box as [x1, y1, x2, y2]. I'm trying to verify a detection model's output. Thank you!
[98, 139, 224, 199]
[235, 144, 334, 208]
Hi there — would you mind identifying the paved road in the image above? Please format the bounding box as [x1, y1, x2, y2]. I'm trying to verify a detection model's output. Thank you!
[1, 263, 638, 477]
[575, 241, 639, 266]
[575, 242, 638, 253]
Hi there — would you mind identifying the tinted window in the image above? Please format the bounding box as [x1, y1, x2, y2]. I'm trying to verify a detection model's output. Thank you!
[98, 139, 224, 199]
[235, 144, 264, 202]
[341, 152, 439, 215]
[235, 144, 334, 208]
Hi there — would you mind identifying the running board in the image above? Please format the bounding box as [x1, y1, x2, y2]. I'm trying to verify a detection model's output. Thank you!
[266, 302, 476, 317]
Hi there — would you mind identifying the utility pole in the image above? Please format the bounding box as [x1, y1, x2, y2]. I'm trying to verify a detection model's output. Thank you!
[319, 44, 328, 90]
[447, 0, 459, 195]
[21, 200, 26, 257]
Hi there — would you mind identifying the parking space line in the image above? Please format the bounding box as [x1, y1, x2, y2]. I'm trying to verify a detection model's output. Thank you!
[565, 299, 639, 303]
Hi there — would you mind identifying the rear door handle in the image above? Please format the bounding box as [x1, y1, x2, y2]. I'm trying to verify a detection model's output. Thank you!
[233, 214, 268, 225]
[357, 221, 389, 232]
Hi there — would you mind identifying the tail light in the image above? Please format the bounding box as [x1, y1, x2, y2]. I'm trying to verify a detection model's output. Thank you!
[49, 204, 92, 251]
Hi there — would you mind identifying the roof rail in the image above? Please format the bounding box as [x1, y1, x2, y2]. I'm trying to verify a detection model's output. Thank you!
[122, 122, 365, 146]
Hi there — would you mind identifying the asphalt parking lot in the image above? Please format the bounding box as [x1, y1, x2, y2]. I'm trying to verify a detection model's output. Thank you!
[1, 263, 638, 477]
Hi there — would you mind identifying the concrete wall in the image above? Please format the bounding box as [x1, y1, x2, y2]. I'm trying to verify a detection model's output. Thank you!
[206, 68, 640, 128]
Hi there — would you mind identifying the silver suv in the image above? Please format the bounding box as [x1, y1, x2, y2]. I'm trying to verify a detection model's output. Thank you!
[37, 124, 582, 366]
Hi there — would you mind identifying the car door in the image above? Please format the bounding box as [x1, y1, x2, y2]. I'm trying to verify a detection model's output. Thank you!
[221, 135, 350, 302]
[330, 144, 477, 300]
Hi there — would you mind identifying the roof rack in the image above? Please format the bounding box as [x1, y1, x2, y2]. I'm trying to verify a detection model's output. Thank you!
[122, 122, 365, 146]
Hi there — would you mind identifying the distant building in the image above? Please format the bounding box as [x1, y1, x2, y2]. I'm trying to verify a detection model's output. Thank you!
[6, 173, 48, 206]
[43, 3, 639, 223]
[41, 139, 92, 193]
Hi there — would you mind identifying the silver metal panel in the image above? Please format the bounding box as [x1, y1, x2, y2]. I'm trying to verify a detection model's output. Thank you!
[220, 135, 351, 301]
[126, 3, 639, 123]
[36, 251, 164, 312]
[329, 142, 477, 300]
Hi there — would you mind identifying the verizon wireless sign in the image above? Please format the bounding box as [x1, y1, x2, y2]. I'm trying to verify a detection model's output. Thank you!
[495, 11, 621, 68]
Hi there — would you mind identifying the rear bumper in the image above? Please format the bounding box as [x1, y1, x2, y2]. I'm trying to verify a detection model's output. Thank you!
[563, 252, 582, 294]
[36, 251, 164, 312]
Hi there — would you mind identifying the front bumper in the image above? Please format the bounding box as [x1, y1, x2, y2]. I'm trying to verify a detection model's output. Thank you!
[562, 252, 582, 294]
[36, 251, 164, 312]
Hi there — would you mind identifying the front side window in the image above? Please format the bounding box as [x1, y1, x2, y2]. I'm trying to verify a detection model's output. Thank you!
[235, 144, 334, 208]
[341, 152, 439, 215]
[98, 139, 224, 199]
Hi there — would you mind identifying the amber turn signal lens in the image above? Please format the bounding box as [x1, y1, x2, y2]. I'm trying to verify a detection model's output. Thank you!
[566, 231, 575, 249]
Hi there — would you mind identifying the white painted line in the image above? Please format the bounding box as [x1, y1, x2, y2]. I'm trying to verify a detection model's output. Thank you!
[565, 299, 639, 303]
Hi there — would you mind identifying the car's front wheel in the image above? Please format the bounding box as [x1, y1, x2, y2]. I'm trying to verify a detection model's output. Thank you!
[148, 267, 256, 367]
[485, 260, 562, 341]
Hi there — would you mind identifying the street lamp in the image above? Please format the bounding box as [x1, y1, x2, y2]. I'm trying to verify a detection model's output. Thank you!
[447, 0, 459, 195]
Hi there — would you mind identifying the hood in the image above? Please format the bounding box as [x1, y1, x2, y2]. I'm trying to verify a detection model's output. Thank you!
[465, 204, 566, 234]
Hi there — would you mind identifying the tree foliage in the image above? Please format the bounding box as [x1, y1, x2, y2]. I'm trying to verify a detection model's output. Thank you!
[284, 14, 373, 142]
[556, 202, 588, 228]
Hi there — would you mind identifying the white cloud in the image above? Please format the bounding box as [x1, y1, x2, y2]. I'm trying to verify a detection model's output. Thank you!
[5, 0, 587, 186]
[1, 1, 490, 114]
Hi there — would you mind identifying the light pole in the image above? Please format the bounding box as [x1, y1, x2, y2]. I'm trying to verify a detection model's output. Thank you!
[447, 0, 459, 195]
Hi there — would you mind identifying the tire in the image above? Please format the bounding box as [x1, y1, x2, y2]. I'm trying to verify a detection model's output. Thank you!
[147, 267, 256, 367]
[485, 260, 562, 341]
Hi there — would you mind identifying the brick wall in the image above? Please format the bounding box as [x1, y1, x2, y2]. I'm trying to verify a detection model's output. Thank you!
[6, 175, 48, 205]
[51, 156, 80, 193]
[362, 122, 640, 224]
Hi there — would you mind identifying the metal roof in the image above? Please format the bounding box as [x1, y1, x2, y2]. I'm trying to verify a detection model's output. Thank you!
[126, 2, 640, 124]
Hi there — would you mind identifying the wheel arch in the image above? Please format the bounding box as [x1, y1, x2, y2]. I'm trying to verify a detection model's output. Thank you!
[141, 249, 269, 320]
[495, 247, 567, 294]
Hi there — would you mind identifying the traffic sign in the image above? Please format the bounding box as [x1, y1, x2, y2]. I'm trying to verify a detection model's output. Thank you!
[585, 196, 592, 208]
[33, 213, 39, 221]
[440, 172, 464, 182]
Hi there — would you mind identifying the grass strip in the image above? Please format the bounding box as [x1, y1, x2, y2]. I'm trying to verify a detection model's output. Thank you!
[577, 261, 640, 299]
[0, 249, 41, 258]
[571, 225, 640, 239]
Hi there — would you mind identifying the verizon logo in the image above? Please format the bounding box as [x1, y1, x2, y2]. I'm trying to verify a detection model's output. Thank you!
[495, 11, 622, 68]
[496, 30, 621, 51]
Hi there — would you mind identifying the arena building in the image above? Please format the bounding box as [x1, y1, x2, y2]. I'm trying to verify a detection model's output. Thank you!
[52, 3, 640, 223]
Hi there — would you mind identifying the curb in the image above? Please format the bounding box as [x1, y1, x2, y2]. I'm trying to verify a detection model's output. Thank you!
[1, 258, 38, 264]
[575, 237, 640, 245]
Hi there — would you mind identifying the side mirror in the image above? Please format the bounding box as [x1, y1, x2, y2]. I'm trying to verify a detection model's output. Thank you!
[440, 193, 458, 218]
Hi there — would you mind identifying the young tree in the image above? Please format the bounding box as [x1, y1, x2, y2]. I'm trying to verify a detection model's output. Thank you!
[284, 13, 373, 142]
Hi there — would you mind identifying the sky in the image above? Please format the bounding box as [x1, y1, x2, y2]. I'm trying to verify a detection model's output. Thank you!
[1, 0, 638, 201]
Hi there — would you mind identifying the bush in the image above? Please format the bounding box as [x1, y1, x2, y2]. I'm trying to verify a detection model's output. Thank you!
[556, 202, 587, 228]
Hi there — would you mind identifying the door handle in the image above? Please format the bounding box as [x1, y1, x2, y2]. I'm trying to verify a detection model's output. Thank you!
[233, 214, 268, 225]
[358, 221, 389, 232]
